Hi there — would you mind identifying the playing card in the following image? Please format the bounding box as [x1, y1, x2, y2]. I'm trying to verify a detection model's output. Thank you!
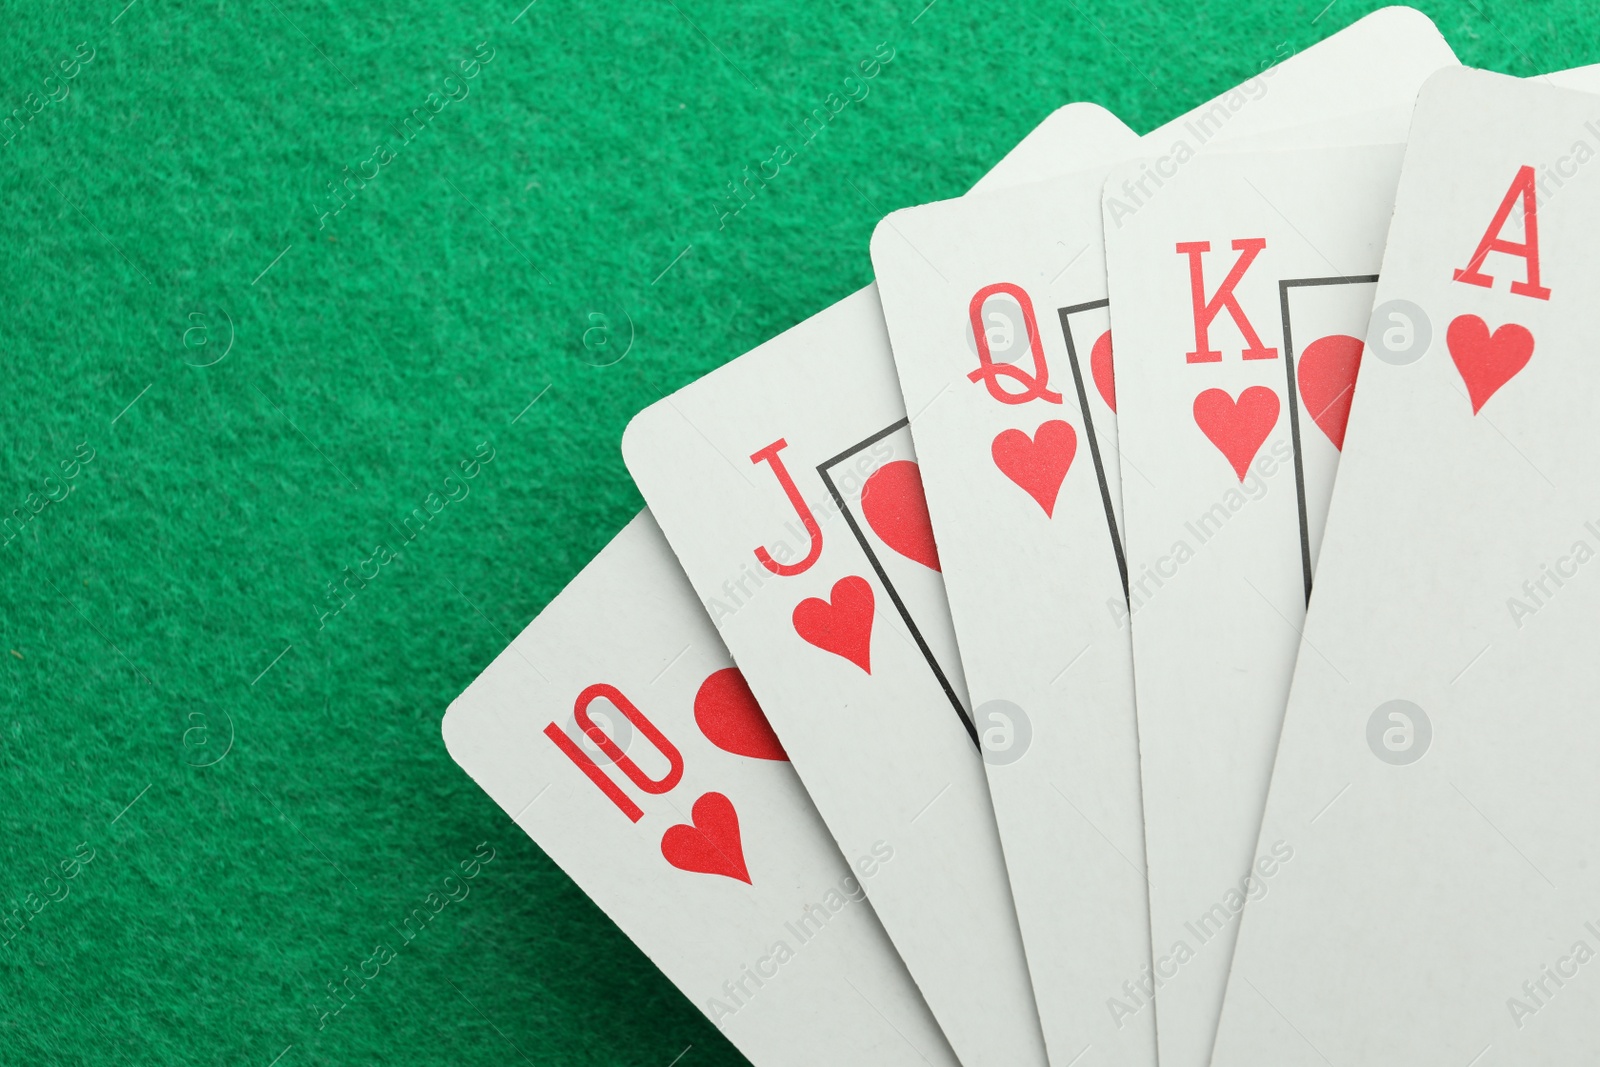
[622, 105, 1140, 1067]
[874, 161, 1146, 1067]
[1101, 142, 1403, 1067]
[442, 512, 959, 1067]
[1209, 68, 1600, 1064]
[866, 10, 1454, 1066]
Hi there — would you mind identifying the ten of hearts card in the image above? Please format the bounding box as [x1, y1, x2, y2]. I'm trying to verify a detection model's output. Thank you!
[444, 512, 960, 1067]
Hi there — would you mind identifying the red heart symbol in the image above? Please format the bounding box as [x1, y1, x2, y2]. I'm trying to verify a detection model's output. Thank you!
[693, 667, 787, 762]
[1193, 386, 1280, 481]
[1296, 333, 1363, 451]
[792, 576, 874, 674]
[991, 420, 1077, 517]
[1091, 329, 1116, 413]
[1447, 314, 1533, 414]
[861, 460, 940, 572]
[660, 791, 750, 884]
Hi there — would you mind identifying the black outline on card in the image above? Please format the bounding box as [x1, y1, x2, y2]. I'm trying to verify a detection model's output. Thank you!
[1278, 274, 1378, 604]
[818, 419, 979, 748]
[1058, 299, 1128, 599]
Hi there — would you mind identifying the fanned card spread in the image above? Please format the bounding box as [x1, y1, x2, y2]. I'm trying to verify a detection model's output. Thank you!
[441, 12, 1600, 1066]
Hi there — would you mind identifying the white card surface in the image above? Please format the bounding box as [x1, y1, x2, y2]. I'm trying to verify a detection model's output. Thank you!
[1102, 143, 1403, 1067]
[866, 10, 1454, 1066]
[874, 161, 1153, 1067]
[623, 105, 1139, 1067]
[1211, 68, 1600, 1065]
[443, 512, 959, 1067]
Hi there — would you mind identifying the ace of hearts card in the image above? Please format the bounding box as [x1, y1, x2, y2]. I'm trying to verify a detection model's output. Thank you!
[1211, 68, 1600, 1065]
[1098, 58, 1600, 1067]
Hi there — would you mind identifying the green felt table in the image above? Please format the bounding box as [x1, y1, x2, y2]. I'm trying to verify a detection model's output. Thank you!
[0, 1, 1590, 1063]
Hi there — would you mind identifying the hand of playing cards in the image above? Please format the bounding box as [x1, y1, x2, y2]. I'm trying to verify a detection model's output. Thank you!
[444, 10, 1600, 1065]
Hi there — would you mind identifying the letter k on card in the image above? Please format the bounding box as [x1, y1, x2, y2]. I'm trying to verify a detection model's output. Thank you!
[1103, 142, 1408, 1067]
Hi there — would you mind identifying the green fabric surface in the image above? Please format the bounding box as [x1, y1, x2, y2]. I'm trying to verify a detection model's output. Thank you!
[0, 1, 1590, 1063]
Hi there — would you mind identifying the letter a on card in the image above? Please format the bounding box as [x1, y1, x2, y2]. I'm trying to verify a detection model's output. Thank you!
[1212, 67, 1600, 1067]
